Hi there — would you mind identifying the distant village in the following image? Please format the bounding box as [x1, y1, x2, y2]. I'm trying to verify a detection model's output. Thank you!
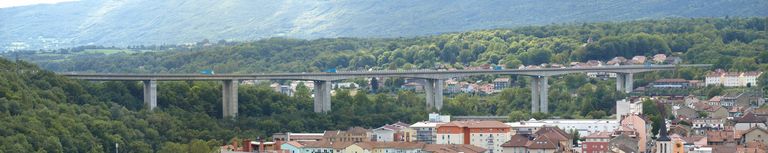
[223, 54, 767, 153]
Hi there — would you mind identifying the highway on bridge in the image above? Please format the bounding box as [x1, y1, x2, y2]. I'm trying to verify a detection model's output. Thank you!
[61, 64, 711, 117]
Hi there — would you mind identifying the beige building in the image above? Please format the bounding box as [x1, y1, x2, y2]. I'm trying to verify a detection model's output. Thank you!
[324, 127, 373, 143]
[619, 114, 651, 152]
[741, 127, 768, 144]
[705, 70, 763, 87]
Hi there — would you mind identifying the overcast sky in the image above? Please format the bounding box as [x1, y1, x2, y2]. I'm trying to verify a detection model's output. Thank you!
[0, 0, 78, 8]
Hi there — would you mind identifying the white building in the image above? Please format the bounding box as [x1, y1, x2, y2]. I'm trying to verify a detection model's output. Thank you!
[690, 147, 712, 153]
[506, 119, 619, 137]
[408, 113, 450, 144]
[616, 99, 643, 120]
[705, 70, 763, 87]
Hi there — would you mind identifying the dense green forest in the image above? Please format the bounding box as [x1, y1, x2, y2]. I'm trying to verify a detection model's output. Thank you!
[0, 58, 430, 152]
[2, 17, 768, 152]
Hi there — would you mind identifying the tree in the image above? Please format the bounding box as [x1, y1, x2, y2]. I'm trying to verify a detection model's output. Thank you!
[507, 111, 530, 122]
[370, 77, 379, 93]
[570, 129, 580, 146]
[587, 110, 607, 119]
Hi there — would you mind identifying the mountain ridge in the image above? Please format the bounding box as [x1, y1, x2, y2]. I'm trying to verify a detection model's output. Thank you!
[1, 0, 767, 49]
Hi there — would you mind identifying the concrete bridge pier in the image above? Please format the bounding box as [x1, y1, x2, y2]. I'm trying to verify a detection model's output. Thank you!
[313, 81, 332, 113]
[538, 76, 549, 113]
[424, 79, 444, 111]
[616, 74, 625, 91]
[222, 79, 239, 117]
[143, 80, 157, 110]
[616, 73, 634, 93]
[530, 78, 540, 113]
[425, 80, 435, 109]
[529, 76, 549, 113]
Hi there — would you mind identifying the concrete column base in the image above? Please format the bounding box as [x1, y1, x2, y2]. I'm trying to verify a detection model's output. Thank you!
[222, 79, 239, 117]
[539, 76, 549, 113]
[143, 80, 157, 110]
[313, 81, 331, 113]
[530, 77, 540, 113]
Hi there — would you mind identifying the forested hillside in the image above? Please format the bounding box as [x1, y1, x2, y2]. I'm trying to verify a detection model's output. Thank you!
[0, 57, 434, 152]
[33, 18, 768, 73]
[2, 0, 768, 48]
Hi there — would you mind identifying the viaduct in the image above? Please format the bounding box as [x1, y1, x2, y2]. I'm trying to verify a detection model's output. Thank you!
[61, 64, 710, 117]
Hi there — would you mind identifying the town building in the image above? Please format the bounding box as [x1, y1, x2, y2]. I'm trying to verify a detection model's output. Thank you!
[422, 144, 487, 153]
[323, 127, 373, 143]
[501, 127, 573, 153]
[373, 125, 403, 142]
[706, 127, 741, 146]
[650, 79, 692, 88]
[371, 122, 410, 142]
[719, 91, 765, 108]
[581, 131, 612, 153]
[691, 118, 725, 135]
[401, 82, 424, 92]
[273, 132, 325, 142]
[615, 99, 643, 120]
[653, 54, 667, 64]
[506, 119, 618, 137]
[492, 78, 511, 91]
[618, 114, 652, 152]
[436, 121, 512, 153]
[734, 112, 767, 131]
[280, 141, 486, 153]
[705, 69, 763, 87]
[445, 79, 461, 94]
[280, 141, 305, 153]
[741, 127, 768, 144]
[669, 134, 707, 151]
[630, 56, 647, 64]
[607, 57, 628, 65]
[408, 113, 450, 144]
[301, 141, 354, 153]
[608, 134, 639, 153]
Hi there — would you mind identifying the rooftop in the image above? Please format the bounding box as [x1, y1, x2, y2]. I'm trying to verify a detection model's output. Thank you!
[584, 131, 613, 139]
[438, 121, 511, 128]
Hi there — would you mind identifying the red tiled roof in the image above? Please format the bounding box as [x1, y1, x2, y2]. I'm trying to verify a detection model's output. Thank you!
[655, 79, 688, 83]
[709, 96, 722, 102]
[323, 131, 340, 138]
[302, 141, 332, 148]
[437, 121, 511, 128]
[535, 126, 571, 140]
[526, 136, 558, 149]
[423, 144, 486, 153]
[584, 131, 612, 139]
[284, 141, 304, 148]
[737, 112, 767, 123]
[501, 134, 530, 147]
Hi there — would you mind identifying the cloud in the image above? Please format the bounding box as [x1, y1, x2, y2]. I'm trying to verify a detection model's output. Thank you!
[0, 0, 79, 9]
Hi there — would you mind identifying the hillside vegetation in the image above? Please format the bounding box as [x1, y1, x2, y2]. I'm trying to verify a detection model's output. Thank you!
[32, 18, 768, 74]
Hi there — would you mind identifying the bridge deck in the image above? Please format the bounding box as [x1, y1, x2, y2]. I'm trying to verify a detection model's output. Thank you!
[59, 64, 711, 81]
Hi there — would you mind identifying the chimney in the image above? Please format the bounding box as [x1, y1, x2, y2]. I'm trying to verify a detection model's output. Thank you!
[243, 139, 252, 152]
